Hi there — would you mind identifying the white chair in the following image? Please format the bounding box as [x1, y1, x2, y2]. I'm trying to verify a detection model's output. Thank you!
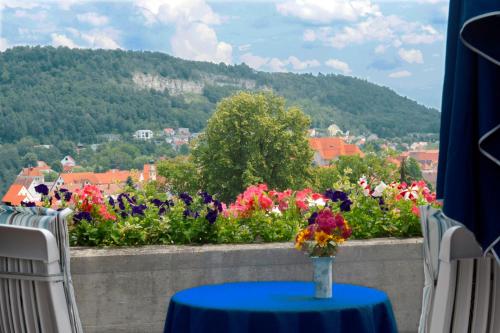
[429, 226, 500, 333]
[0, 206, 83, 333]
[0, 224, 73, 332]
[419, 206, 462, 333]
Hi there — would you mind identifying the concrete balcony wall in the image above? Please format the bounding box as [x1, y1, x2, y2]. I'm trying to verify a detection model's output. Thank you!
[71, 238, 424, 333]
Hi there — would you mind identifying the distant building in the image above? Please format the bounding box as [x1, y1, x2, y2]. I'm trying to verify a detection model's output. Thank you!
[177, 128, 190, 137]
[327, 124, 342, 137]
[133, 130, 154, 140]
[406, 150, 439, 170]
[308, 129, 317, 137]
[163, 128, 175, 136]
[396, 150, 440, 187]
[61, 155, 76, 167]
[309, 137, 363, 166]
[1, 184, 34, 206]
[140, 164, 157, 182]
[410, 141, 428, 151]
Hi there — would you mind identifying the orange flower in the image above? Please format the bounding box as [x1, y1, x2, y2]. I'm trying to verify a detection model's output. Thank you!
[314, 231, 331, 247]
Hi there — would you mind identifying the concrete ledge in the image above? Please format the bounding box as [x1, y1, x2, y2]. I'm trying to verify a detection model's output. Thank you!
[71, 238, 424, 333]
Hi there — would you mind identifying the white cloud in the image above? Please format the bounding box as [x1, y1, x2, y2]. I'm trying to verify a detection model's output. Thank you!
[240, 53, 269, 69]
[171, 22, 232, 64]
[389, 70, 412, 78]
[81, 32, 121, 49]
[134, 0, 232, 64]
[398, 48, 424, 64]
[268, 58, 288, 72]
[240, 53, 319, 72]
[374, 44, 386, 54]
[303, 29, 316, 42]
[14, 9, 47, 20]
[401, 27, 443, 44]
[238, 44, 251, 51]
[287, 56, 320, 70]
[305, 8, 444, 49]
[325, 58, 352, 74]
[135, 0, 220, 26]
[58, 0, 81, 11]
[77, 12, 109, 26]
[51, 33, 80, 48]
[0, 1, 43, 10]
[276, 0, 380, 24]
[0, 37, 9, 52]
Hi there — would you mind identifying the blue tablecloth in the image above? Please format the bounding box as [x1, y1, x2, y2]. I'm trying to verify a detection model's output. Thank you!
[164, 281, 398, 333]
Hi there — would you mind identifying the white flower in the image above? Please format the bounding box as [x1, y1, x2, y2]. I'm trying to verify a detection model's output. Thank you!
[271, 206, 282, 216]
[372, 182, 387, 197]
[309, 198, 326, 207]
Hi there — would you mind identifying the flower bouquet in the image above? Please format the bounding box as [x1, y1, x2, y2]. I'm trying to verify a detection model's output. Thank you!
[294, 191, 352, 298]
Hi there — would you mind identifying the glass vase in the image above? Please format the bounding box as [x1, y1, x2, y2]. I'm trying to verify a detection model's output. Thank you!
[311, 256, 334, 299]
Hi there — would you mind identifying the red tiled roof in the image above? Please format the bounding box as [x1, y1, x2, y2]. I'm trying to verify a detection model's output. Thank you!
[408, 150, 439, 164]
[61, 170, 133, 186]
[2, 184, 27, 205]
[19, 166, 50, 177]
[309, 137, 363, 161]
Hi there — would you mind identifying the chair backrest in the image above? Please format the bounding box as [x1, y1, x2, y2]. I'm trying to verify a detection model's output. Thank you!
[419, 206, 463, 333]
[429, 226, 500, 333]
[0, 224, 72, 333]
[0, 205, 83, 333]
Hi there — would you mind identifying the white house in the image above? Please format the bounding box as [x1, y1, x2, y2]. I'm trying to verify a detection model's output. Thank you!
[327, 124, 342, 136]
[133, 130, 154, 140]
[61, 155, 76, 167]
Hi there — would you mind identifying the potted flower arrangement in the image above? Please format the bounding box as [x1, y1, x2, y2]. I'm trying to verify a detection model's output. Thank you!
[295, 190, 352, 298]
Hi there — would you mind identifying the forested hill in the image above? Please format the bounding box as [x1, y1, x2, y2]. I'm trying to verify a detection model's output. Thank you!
[0, 46, 439, 143]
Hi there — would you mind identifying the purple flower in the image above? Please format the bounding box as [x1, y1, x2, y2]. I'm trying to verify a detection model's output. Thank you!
[55, 191, 61, 200]
[214, 200, 223, 213]
[61, 189, 72, 201]
[166, 199, 174, 207]
[183, 209, 199, 218]
[120, 211, 128, 218]
[308, 212, 318, 225]
[73, 211, 92, 223]
[151, 198, 163, 207]
[340, 199, 352, 212]
[21, 201, 36, 207]
[34, 184, 49, 196]
[332, 190, 348, 202]
[159, 207, 166, 215]
[109, 196, 115, 206]
[179, 192, 193, 206]
[131, 204, 147, 216]
[378, 198, 388, 211]
[199, 191, 213, 204]
[205, 208, 218, 224]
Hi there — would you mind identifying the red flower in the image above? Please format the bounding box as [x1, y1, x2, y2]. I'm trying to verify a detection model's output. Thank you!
[258, 194, 273, 210]
[316, 208, 337, 234]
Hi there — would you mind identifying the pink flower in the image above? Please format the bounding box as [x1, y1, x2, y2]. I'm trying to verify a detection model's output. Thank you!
[316, 208, 337, 234]
[258, 194, 273, 210]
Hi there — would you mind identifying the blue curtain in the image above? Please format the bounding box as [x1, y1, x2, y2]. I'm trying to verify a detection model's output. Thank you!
[437, 1, 500, 258]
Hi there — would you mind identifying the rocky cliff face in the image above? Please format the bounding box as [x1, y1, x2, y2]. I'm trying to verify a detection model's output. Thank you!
[132, 72, 257, 95]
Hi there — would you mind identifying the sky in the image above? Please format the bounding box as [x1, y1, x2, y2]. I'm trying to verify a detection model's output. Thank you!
[0, 0, 450, 109]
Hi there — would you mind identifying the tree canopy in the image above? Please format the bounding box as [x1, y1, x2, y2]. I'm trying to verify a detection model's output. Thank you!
[193, 92, 313, 201]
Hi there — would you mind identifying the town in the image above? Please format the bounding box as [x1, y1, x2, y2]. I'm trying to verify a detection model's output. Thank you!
[1, 124, 439, 206]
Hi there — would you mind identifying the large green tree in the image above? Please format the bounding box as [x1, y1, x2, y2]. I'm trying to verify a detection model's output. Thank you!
[193, 92, 313, 201]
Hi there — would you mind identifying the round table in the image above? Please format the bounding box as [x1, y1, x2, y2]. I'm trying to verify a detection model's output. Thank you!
[164, 281, 398, 333]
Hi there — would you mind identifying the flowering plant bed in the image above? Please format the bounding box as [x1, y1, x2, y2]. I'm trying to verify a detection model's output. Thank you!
[22, 175, 440, 246]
